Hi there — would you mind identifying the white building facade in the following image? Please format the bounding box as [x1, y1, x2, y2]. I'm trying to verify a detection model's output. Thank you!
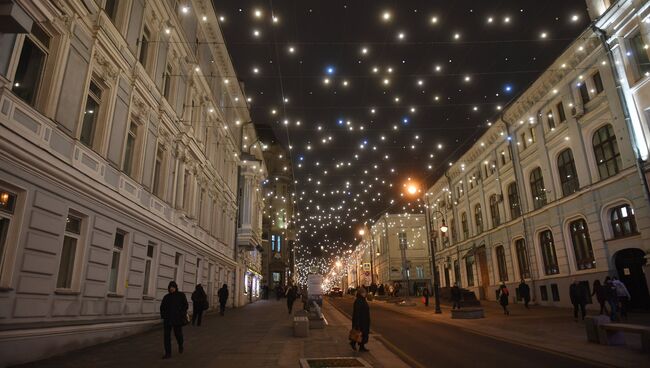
[424, 0, 650, 310]
[0, 0, 265, 365]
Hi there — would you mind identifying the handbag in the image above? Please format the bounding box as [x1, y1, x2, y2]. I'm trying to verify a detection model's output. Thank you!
[349, 328, 362, 343]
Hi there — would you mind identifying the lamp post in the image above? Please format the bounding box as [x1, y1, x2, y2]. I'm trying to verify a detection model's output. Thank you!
[406, 182, 447, 314]
[359, 227, 376, 286]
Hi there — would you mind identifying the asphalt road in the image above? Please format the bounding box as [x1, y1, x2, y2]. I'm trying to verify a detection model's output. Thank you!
[329, 297, 600, 368]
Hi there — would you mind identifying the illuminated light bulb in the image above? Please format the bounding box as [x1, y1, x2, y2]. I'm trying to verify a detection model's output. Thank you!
[571, 14, 579, 22]
[252, 67, 259, 74]
[165, 28, 171, 34]
[254, 9, 262, 18]
[219, 16, 226, 22]
[323, 78, 330, 85]
[372, 67, 379, 73]
[361, 47, 368, 55]
[397, 32, 405, 40]
[434, 95, 440, 101]
[382, 11, 391, 21]
[202, 15, 207, 22]
[195, 66, 200, 72]
[342, 80, 349, 87]
[504, 16, 510, 23]
[431, 16, 438, 24]
[253, 29, 260, 37]
[487, 17, 493, 23]
[288, 46, 295, 53]
[383, 78, 390, 85]
[540, 32, 547, 39]
[272, 16, 279, 23]
[417, 79, 424, 86]
[464, 75, 471, 82]
[453, 33, 460, 40]
[435, 65, 441, 72]
[181, 6, 190, 14]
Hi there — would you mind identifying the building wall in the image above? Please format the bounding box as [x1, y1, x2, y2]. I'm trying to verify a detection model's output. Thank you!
[0, 0, 261, 365]
[425, 5, 650, 309]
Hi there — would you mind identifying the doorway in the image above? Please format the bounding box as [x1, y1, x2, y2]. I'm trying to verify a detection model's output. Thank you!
[477, 247, 490, 300]
[614, 248, 650, 310]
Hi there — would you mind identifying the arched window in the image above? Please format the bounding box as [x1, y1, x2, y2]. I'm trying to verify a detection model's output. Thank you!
[539, 230, 559, 275]
[474, 204, 483, 233]
[489, 194, 501, 227]
[514, 239, 530, 279]
[569, 219, 596, 270]
[507, 182, 521, 219]
[461, 212, 469, 239]
[592, 124, 622, 180]
[495, 245, 508, 281]
[610, 204, 637, 238]
[529, 167, 547, 210]
[557, 149, 579, 196]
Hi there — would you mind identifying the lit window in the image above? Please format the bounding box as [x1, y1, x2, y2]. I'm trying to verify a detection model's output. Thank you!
[592, 124, 621, 180]
[495, 246, 508, 281]
[12, 24, 50, 107]
[610, 204, 637, 238]
[57, 214, 82, 289]
[557, 149, 579, 196]
[539, 230, 559, 275]
[80, 80, 103, 148]
[108, 230, 126, 293]
[569, 219, 595, 270]
[529, 167, 547, 210]
[515, 239, 530, 279]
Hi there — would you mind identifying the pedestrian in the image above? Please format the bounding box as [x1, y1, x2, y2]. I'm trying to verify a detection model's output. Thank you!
[569, 279, 587, 321]
[498, 283, 510, 315]
[591, 279, 608, 315]
[451, 283, 462, 310]
[191, 284, 208, 326]
[423, 287, 430, 307]
[388, 284, 394, 297]
[518, 279, 530, 309]
[217, 284, 229, 316]
[276, 285, 283, 300]
[160, 281, 188, 359]
[286, 284, 297, 314]
[612, 277, 631, 320]
[350, 287, 371, 352]
[604, 277, 619, 321]
[377, 283, 385, 296]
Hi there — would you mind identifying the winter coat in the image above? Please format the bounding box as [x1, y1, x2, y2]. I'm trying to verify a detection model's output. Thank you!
[218, 286, 229, 304]
[352, 296, 370, 334]
[286, 286, 297, 301]
[192, 286, 208, 311]
[592, 283, 607, 303]
[569, 283, 586, 305]
[498, 286, 509, 306]
[518, 282, 530, 301]
[160, 281, 189, 326]
[612, 280, 631, 299]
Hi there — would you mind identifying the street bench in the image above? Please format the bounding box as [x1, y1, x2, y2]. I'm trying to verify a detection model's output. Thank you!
[451, 308, 484, 319]
[597, 323, 650, 353]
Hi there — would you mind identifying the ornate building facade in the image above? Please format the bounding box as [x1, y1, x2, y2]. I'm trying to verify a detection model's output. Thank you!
[0, 0, 265, 365]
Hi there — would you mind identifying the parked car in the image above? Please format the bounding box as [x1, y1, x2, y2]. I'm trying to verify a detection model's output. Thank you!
[328, 287, 343, 297]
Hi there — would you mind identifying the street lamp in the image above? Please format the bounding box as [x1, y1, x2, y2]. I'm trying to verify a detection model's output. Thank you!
[405, 181, 445, 314]
[358, 226, 376, 287]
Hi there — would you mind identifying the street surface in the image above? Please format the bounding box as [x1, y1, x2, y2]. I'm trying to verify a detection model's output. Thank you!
[329, 297, 601, 368]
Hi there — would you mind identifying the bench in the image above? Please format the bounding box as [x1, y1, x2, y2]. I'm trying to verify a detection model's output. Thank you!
[293, 316, 309, 337]
[597, 323, 650, 353]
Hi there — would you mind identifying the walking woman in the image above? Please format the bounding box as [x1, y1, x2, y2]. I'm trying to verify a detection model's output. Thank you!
[191, 284, 208, 326]
[498, 283, 510, 315]
[350, 288, 371, 352]
[591, 279, 608, 315]
[217, 284, 229, 316]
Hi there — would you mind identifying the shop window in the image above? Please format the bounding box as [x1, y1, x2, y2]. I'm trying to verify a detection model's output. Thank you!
[610, 204, 637, 238]
[558, 149, 579, 196]
[592, 124, 621, 180]
[569, 219, 596, 270]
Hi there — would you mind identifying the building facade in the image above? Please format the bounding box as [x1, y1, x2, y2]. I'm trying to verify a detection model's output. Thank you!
[0, 0, 265, 365]
[424, 0, 650, 309]
[261, 142, 295, 291]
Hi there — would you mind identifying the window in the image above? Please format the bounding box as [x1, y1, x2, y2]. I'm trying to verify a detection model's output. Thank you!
[569, 219, 596, 270]
[123, 123, 138, 176]
[163, 64, 173, 100]
[465, 256, 475, 286]
[551, 284, 561, 301]
[540, 285, 548, 301]
[143, 242, 155, 296]
[104, 0, 119, 23]
[474, 204, 483, 233]
[174, 252, 182, 282]
[547, 111, 555, 130]
[195, 258, 201, 285]
[0, 190, 17, 278]
[489, 194, 501, 227]
[520, 131, 528, 150]
[454, 260, 460, 285]
[416, 266, 424, 279]
[57, 214, 82, 289]
[80, 81, 103, 147]
[558, 149, 579, 196]
[139, 26, 150, 67]
[629, 33, 650, 79]
[579, 82, 590, 104]
[593, 71, 604, 94]
[271, 234, 282, 252]
[108, 230, 126, 293]
[611, 204, 637, 238]
[12, 25, 50, 107]
[514, 239, 530, 279]
[557, 101, 566, 123]
[529, 167, 547, 210]
[593, 124, 622, 180]
[461, 212, 469, 239]
[398, 232, 408, 249]
[500, 151, 507, 166]
[153, 146, 164, 196]
[539, 230, 559, 275]
[182, 171, 190, 209]
[495, 245, 508, 282]
[528, 127, 536, 144]
[507, 182, 521, 219]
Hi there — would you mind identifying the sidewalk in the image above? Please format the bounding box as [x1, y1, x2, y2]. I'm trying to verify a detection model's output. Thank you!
[13, 299, 408, 368]
[369, 295, 650, 367]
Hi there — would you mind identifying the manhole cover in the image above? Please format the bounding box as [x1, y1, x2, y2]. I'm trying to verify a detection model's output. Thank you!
[299, 357, 372, 368]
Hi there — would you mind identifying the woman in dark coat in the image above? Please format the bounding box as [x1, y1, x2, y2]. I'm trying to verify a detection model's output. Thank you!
[591, 279, 608, 315]
[217, 284, 229, 316]
[498, 283, 510, 315]
[518, 279, 530, 309]
[160, 281, 188, 359]
[191, 284, 208, 326]
[351, 288, 371, 352]
[286, 284, 297, 314]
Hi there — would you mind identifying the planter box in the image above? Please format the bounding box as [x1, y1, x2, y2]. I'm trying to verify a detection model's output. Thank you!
[299, 357, 372, 368]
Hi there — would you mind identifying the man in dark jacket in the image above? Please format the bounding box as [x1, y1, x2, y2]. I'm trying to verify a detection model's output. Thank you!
[569, 279, 587, 321]
[286, 284, 297, 314]
[451, 283, 462, 310]
[351, 288, 371, 352]
[217, 284, 229, 316]
[518, 279, 531, 309]
[191, 284, 208, 326]
[160, 281, 188, 359]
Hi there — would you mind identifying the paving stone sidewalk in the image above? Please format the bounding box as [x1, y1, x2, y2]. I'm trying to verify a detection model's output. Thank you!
[14, 299, 408, 368]
[368, 295, 650, 368]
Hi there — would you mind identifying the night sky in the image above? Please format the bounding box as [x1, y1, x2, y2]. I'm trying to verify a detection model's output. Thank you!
[215, 1, 591, 266]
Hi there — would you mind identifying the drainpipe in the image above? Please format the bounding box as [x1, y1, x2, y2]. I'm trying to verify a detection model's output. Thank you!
[592, 25, 650, 205]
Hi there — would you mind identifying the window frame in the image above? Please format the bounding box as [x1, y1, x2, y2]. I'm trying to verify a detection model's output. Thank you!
[610, 204, 638, 239]
[489, 194, 500, 227]
[461, 212, 469, 239]
[398, 231, 408, 249]
[557, 101, 566, 123]
[0, 185, 25, 289]
[474, 204, 483, 234]
[539, 230, 559, 275]
[592, 71, 604, 94]
[507, 182, 521, 219]
[514, 238, 530, 279]
[108, 229, 128, 294]
[56, 211, 87, 291]
[569, 219, 596, 271]
[557, 149, 580, 197]
[529, 167, 547, 210]
[10, 24, 52, 110]
[495, 245, 508, 282]
[628, 32, 650, 81]
[592, 124, 622, 180]
[142, 241, 157, 297]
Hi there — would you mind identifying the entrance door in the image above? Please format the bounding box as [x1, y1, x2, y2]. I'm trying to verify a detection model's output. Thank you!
[444, 266, 450, 287]
[615, 248, 650, 310]
[477, 248, 490, 300]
